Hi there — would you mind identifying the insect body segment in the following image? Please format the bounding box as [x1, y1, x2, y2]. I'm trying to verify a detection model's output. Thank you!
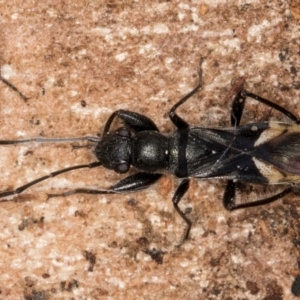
[0, 62, 299, 245]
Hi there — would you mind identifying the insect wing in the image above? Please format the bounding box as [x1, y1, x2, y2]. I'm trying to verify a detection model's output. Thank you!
[188, 125, 268, 181]
[251, 123, 300, 177]
[185, 128, 241, 176]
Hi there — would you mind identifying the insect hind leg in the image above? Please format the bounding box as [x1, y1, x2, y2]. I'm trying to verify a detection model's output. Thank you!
[223, 183, 293, 211]
[243, 90, 300, 123]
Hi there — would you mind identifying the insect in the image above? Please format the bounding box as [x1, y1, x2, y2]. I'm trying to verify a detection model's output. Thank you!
[0, 60, 299, 245]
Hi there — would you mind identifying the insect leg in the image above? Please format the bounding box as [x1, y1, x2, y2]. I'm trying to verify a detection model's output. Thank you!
[243, 90, 300, 123]
[223, 183, 293, 210]
[103, 110, 159, 134]
[223, 81, 299, 210]
[0, 161, 102, 200]
[47, 172, 162, 197]
[229, 78, 247, 126]
[172, 178, 192, 245]
[168, 60, 204, 177]
[169, 58, 203, 128]
[222, 80, 247, 209]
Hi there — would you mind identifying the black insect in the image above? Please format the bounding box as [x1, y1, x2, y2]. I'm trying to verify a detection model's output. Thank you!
[0, 61, 299, 245]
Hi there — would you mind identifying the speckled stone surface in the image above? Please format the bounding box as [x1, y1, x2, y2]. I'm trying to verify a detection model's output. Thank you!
[0, 0, 300, 299]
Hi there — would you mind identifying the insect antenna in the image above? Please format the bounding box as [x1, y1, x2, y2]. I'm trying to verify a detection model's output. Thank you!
[0, 136, 101, 145]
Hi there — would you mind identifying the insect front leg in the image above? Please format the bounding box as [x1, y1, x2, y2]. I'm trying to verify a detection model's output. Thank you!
[47, 172, 162, 197]
[103, 110, 159, 134]
[0, 162, 102, 200]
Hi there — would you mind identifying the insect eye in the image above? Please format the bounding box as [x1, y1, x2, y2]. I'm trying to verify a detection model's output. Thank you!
[116, 127, 131, 137]
[115, 163, 129, 174]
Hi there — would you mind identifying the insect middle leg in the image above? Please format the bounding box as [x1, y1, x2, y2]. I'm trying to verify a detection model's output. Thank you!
[168, 59, 203, 178]
[169, 58, 204, 129]
[168, 59, 203, 243]
[0, 162, 102, 200]
[172, 178, 192, 245]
